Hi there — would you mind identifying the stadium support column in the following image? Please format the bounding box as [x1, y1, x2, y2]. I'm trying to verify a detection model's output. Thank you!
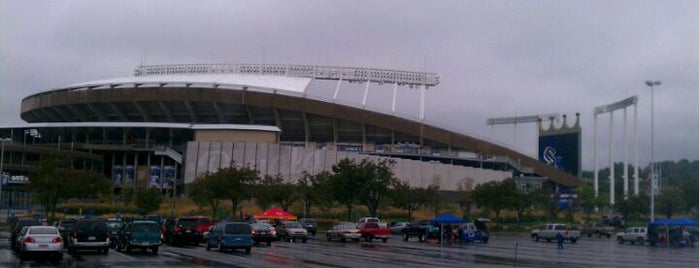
[362, 80, 370, 108]
[419, 85, 426, 120]
[391, 82, 398, 113]
[609, 111, 615, 206]
[593, 113, 598, 199]
[332, 78, 342, 101]
[634, 101, 639, 195]
[623, 107, 628, 198]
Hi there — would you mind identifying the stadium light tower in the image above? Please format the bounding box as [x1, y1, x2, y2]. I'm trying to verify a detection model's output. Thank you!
[593, 96, 638, 206]
[645, 80, 661, 222]
[485, 113, 560, 153]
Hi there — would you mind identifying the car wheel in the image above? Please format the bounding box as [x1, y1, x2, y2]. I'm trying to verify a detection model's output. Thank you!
[126, 245, 132, 253]
[483, 237, 489, 244]
[617, 236, 624, 244]
[419, 234, 426, 242]
[532, 234, 539, 241]
[302, 238, 307, 243]
[55, 252, 64, 261]
[545, 238, 551, 242]
[570, 238, 577, 244]
[327, 234, 332, 241]
[382, 238, 387, 243]
[266, 241, 271, 246]
[206, 242, 211, 251]
[637, 237, 644, 245]
[245, 247, 251, 253]
[402, 233, 408, 241]
[152, 246, 159, 255]
[218, 242, 224, 252]
[102, 247, 109, 255]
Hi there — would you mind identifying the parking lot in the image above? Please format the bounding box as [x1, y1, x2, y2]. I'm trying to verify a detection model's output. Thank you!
[1, 231, 697, 267]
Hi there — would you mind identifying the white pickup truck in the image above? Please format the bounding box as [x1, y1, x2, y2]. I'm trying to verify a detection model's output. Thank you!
[531, 223, 581, 243]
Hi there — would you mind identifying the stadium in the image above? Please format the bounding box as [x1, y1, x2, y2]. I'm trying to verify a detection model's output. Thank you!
[1, 63, 583, 210]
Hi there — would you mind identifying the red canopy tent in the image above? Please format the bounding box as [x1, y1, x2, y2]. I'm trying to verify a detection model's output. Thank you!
[253, 208, 297, 221]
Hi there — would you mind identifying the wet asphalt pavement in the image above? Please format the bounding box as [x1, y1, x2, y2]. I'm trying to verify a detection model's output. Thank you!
[1, 232, 697, 267]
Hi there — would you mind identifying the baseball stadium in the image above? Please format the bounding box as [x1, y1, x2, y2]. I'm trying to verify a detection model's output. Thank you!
[0, 63, 584, 210]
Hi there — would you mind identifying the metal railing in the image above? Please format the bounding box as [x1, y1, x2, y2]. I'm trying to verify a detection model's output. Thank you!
[134, 63, 439, 87]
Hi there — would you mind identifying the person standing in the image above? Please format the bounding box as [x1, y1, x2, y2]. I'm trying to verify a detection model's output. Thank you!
[556, 232, 564, 249]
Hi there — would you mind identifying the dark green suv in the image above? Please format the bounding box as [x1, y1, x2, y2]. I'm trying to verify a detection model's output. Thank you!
[116, 220, 162, 254]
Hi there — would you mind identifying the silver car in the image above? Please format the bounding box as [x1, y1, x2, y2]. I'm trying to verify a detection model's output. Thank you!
[327, 222, 362, 242]
[17, 226, 64, 261]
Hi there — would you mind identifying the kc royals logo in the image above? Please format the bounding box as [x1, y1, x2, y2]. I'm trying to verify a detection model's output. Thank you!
[543, 146, 564, 170]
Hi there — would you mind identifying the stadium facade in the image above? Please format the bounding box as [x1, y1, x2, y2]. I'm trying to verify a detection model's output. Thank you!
[1, 63, 583, 210]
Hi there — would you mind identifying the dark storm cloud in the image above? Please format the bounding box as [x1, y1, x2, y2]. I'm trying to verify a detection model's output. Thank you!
[1, 0, 697, 169]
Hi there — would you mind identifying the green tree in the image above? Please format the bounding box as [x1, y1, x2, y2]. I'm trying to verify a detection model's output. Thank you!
[29, 156, 111, 222]
[473, 180, 511, 222]
[615, 193, 649, 222]
[296, 171, 332, 218]
[355, 159, 399, 217]
[218, 165, 260, 219]
[188, 171, 225, 219]
[501, 179, 531, 223]
[576, 184, 605, 222]
[390, 182, 439, 220]
[656, 186, 687, 219]
[255, 174, 297, 211]
[136, 188, 163, 215]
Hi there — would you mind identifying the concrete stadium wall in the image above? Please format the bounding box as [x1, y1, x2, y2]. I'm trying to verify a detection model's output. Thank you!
[184, 141, 511, 191]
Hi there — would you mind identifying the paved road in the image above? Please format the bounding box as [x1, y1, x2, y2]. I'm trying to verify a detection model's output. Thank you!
[1, 232, 697, 267]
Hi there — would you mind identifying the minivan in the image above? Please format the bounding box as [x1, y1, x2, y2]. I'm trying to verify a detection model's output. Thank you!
[204, 222, 253, 253]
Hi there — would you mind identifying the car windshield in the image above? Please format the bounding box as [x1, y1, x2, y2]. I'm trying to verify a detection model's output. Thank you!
[107, 221, 122, 229]
[225, 224, 251, 234]
[132, 223, 158, 232]
[284, 222, 303, 228]
[29, 227, 59, 235]
[75, 221, 108, 231]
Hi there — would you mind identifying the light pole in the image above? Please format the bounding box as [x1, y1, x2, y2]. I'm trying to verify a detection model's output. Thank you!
[645, 80, 661, 222]
[0, 138, 12, 213]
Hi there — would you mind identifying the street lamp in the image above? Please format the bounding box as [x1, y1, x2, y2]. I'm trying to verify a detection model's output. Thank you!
[0, 137, 12, 213]
[645, 80, 661, 222]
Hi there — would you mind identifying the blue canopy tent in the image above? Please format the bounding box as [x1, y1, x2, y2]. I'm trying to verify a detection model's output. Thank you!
[430, 213, 465, 243]
[648, 218, 699, 248]
[649, 218, 699, 227]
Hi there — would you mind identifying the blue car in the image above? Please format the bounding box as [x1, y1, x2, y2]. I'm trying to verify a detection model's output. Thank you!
[205, 222, 253, 253]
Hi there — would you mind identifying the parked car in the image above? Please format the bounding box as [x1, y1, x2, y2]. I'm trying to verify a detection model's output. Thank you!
[116, 220, 162, 254]
[16, 226, 64, 261]
[276, 221, 309, 243]
[531, 223, 581, 243]
[327, 222, 362, 242]
[616, 226, 649, 245]
[581, 221, 615, 238]
[10, 218, 42, 251]
[452, 221, 489, 243]
[54, 218, 77, 245]
[67, 218, 110, 254]
[401, 219, 439, 242]
[358, 222, 391, 242]
[298, 218, 318, 236]
[106, 218, 123, 248]
[205, 221, 253, 253]
[251, 223, 277, 246]
[165, 216, 212, 245]
[389, 222, 409, 235]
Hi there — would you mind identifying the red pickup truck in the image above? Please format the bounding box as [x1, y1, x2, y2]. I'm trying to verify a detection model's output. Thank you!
[358, 222, 391, 243]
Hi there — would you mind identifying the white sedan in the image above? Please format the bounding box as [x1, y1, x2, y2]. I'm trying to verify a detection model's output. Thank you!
[17, 226, 64, 261]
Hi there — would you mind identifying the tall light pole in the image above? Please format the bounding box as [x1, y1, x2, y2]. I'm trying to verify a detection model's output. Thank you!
[645, 80, 661, 222]
[0, 138, 12, 212]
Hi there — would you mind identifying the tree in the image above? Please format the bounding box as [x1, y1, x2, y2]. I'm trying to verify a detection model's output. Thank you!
[500, 179, 531, 223]
[390, 182, 439, 220]
[218, 165, 260, 219]
[255, 174, 297, 211]
[296, 171, 332, 218]
[615, 193, 649, 223]
[472, 180, 511, 222]
[656, 186, 687, 219]
[135, 188, 162, 215]
[29, 156, 112, 223]
[354, 159, 399, 217]
[576, 184, 605, 222]
[188, 171, 225, 219]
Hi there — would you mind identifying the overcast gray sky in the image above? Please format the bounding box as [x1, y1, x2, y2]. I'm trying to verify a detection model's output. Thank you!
[1, 0, 697, 170]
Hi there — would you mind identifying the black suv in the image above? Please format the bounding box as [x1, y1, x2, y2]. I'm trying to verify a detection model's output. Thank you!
[164, 217, 212, 245]
[10, 218, 42, 251]
[67, 218, 110, 254]
[298, 218, 318, 236]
